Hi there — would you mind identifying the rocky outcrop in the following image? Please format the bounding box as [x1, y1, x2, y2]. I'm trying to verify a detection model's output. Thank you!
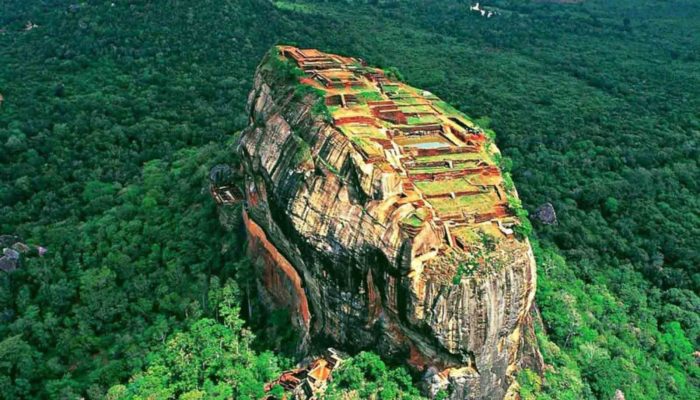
[0, 235, 45, 273]
[533, 203, 557, 225]
[230, 47, 542, 399]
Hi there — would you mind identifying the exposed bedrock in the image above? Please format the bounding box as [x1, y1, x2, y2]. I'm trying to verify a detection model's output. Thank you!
[230, 51, 542, 399]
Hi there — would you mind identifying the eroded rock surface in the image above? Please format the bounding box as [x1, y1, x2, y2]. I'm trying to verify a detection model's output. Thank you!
[231, 47, 542, 399]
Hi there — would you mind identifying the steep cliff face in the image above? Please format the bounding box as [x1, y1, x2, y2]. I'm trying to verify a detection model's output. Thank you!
[235, 47, 542, 399]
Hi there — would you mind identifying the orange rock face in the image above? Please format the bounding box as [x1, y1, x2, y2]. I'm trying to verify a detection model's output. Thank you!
[244, 210, 311, 329]
[234, 46, 542, 399]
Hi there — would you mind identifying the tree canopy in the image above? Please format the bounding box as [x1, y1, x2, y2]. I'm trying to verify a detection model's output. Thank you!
[1, 0, 697, 399]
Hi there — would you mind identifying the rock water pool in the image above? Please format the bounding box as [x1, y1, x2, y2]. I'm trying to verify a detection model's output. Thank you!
[405, 141, 451, 149]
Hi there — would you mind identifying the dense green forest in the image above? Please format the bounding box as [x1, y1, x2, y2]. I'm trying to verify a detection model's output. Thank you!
[1, 0, 697, 399]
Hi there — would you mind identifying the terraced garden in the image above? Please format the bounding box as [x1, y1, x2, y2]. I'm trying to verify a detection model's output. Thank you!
[279, 45, 516, 253]
[431, 193, 498, 214]
[414, 178, 475, 195]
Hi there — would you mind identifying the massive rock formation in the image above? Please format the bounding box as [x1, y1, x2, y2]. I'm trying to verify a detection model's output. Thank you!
[231, 46, 541, 399]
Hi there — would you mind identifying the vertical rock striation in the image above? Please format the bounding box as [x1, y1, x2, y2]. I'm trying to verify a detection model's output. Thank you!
[233, 47, 542, 399]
